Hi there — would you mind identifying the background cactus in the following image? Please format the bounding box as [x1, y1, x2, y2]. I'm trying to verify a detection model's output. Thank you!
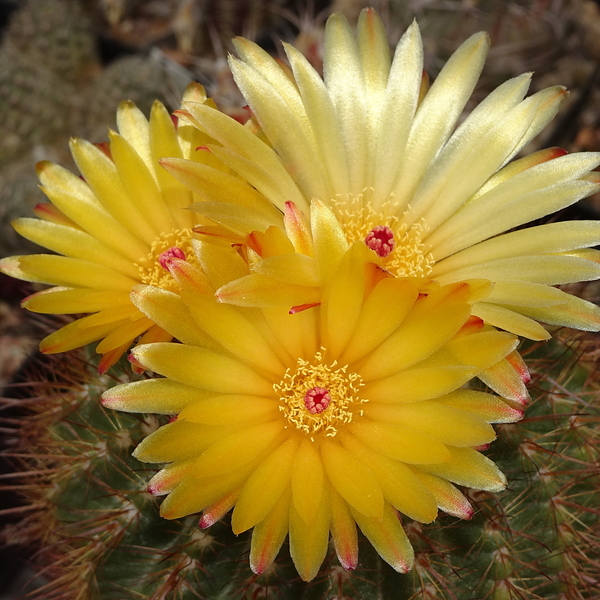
[2, 1, 600, 598]
[2, 325, 598, 600]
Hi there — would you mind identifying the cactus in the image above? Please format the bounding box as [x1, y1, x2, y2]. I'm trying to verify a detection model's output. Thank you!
[2, 328, 598, 600]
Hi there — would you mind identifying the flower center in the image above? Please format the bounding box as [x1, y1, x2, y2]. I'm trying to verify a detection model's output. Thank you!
[273, 350, 367, 438]
[159, 247, 186, 269]
[304, 387, 331, 414]
[135, 229, 197, 293]
[365, 225, 395, 257]
[330, 191, 435, 278]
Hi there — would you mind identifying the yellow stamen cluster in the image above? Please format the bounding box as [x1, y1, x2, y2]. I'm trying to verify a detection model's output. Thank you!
[135, 229, 197, 293]
[273, 350, 367, 438]
[331, 190, 435, 277]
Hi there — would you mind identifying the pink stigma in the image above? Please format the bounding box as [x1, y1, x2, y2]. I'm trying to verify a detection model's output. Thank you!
[304, 387, 331, 414]
[365, 226, 395, 257]
[159, 247, 186, 269]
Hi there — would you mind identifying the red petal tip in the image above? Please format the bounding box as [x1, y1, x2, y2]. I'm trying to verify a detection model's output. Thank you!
[289, 302, 320, 314]
[198, 515, 215, 529]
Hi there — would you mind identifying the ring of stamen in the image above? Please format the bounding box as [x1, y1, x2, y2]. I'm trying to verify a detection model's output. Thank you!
[330, 191, 435, 277]
[273, 351, 367, 437]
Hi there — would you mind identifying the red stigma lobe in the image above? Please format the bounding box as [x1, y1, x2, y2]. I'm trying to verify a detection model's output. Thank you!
[365, 226, 395, 257]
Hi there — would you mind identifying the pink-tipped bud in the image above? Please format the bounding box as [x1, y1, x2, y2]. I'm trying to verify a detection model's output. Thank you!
[304, 387, 331, 414]
[159, 247, 186, 270]
[365, 226, 395, 257]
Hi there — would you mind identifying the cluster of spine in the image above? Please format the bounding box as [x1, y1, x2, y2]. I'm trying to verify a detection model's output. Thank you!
[2, 331, 598, 600]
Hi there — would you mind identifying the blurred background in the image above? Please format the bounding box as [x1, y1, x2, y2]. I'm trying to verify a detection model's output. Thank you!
[1, 0, 600, 596]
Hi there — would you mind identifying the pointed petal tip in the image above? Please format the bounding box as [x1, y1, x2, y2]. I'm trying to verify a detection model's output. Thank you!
[337, 553, 358, 571]
[147, 483, 161, 496]
[198, 514, 216, 529]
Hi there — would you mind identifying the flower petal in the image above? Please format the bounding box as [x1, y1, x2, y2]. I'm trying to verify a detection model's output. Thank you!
[321, 439, 383, 518]
[250, 487, 291, 575]
[351, 503, 414, 573]
[232, 436, 299, 533]
[131, 342, 274, 395]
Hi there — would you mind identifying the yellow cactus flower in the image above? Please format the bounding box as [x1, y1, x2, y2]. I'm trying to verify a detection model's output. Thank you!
[163, 8, 600, 346]
[0, 86, 280, 372]
[102, 239, 523, 580]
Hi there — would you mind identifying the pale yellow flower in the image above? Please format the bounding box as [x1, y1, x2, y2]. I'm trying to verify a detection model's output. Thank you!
[102, 235, 522, 580]
[162, 9, 600, 349]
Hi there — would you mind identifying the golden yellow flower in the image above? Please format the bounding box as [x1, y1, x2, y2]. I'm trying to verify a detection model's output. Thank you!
[101, 237, 523, 580]
[162, 9, 600, 349]
[0, 85, 278, 372]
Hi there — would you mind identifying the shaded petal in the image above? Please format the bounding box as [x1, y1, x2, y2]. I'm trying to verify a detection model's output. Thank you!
[419, 447, 507, 492]
[232, 436, 299, 533]
[253, 253, 319, 287]
[130, 285, 216, 348]
[216, 273, 319, 308]
[311, 198, 349, 284]
[340, 278, 418, 364]
[22, 287, 129, 314]
[411, 470, 473, 519]
[39, 316, 124, 354]
[131, 342, 274, 395]
[359, 303, 471, 380]
[321, 439, 383, 518]
[349, 421, 451, 464]
[179, 395, 277, 425]
[102, 379, 215, 414]
[180, 289, 286, 376]
[351, 503, 414, 574]
[471, 303, 551, 340]
[432, 221, 600, 277]
[134, 420, 225, 463]
[372, 20, 422, 202]
[149, 101, 193, 227]
[193, 420, 284, 476]
[2, 255, 136, 290]
[291, 437, 324, 525]
[147, 459, 195, 496]
[179, 102, 307, 211]
[392, 32, 489, 203]
[329, 486, 358, 571]
[363, 401, 495, 447]
[109, 130, 176, 230]
[160, 156, 281, 221]
[510, 294, 600, 331]
[436, 389, 524, 423]
[12, 218, 139, 278]
[250, 487, 291, 575]
[322, 242, 370, 358]
[160, 468, 249, 520]
[95, 316, 153, 353]
[289, 482, 331, 582]
[340, 432, 438, 523]
[70, 137, 158, 243]
[437, 255, 600, 287]
[363, 365, 478, 404]
[479, 358, 530, 407]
